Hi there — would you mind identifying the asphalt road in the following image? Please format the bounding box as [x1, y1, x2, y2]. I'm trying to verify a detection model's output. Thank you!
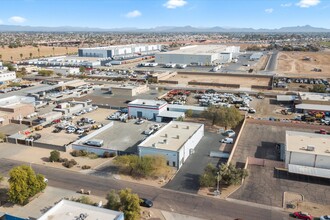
[0, 158, 290, 220]
[265, 51, 278, 72]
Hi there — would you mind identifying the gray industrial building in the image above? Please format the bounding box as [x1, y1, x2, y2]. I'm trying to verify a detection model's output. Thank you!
[155, 45, 240, 65]
[78, 44, 162, 59]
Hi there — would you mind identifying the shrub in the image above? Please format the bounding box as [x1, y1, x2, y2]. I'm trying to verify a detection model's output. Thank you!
[82, 165, 91, 170]
[62, 159, 77, 168]
[103, 152, 116, 158]
[49, 150, 60, 162]
[71, 150, 88, 157]
[88, 153, 99, 159]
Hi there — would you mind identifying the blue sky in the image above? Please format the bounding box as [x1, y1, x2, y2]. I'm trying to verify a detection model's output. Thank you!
[0, 0, 329, 29]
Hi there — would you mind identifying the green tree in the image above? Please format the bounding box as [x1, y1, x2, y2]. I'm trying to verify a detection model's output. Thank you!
[106, 189, 141, 220]
[20, 53, 23, 60]
[52, 47, 55, 56]
[38, 70, 54, 76]
[66, 46, 68, 55]
[8, 165, 46, 205]
[3, 63, 15, 71]
[218, 163, 248, 186]
[202, 106, 242, 129]
[49, 150, 60, 162]
[79, 66, 86, 73]
[0, 54, 2, 61]
[185, 109, 193, 118]
[29, 52, 33, 59]
[37, 47, 40, 57]
[310, 84, 326, 93]
[199, 163, 217, 187]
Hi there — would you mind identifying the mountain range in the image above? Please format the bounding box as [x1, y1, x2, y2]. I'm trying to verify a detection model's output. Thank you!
[0, 24, 329, 33]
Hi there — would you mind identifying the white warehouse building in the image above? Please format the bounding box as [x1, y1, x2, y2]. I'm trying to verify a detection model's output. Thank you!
[138, 121, 204, 169]
[128, 99, 168, 120]
[285, 131, 330, 179]
[78, 44, 162, 59]
[155, 45, 240, 65]
[0, 71, 16, 83]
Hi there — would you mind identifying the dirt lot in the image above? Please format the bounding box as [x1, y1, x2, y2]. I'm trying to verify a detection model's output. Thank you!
[169, 73, 270, 88]
[276, 51, 330, 77]
[0, 46, 78, 61]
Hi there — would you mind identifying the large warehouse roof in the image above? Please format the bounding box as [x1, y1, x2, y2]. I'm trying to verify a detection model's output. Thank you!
[299, 92, 330, 102]
[285, 131, 330, 156]
[79, 44, 159, 50]
[139, 121, 203, 152]
[161, 45, 231, 55]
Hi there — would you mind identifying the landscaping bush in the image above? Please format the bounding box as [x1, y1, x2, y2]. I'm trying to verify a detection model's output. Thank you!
[71, 150, 88, 157]
[103, 152, 116, 158]
[49, 150, 60, 162]
[82, 165, 91, 170]
[62, 159, 77, 168]
[88, 153, 99, 159]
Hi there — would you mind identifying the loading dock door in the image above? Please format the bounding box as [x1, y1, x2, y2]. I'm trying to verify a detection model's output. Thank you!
[137, 111, 142, 118]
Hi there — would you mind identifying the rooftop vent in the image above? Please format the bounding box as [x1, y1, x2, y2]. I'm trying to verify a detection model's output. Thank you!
[152, 143, 157, 148]
[306, 145, 315, 151]
[142, 102, 146, 104]
[176, 135, 180, 139]
[186, 125, 190, 129]
[163, 139, 167, 144]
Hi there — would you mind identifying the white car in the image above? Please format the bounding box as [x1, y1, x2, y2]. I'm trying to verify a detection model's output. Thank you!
[221, 138, 234, 144]
[224, 130, 236, 137]
[248, 108, 256, 113]
[144, 129, 154, 135]
[320, 215, 330, 220]
[151, 124, 161, 130]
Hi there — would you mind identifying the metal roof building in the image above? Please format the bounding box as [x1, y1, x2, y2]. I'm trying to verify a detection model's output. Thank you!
[285, 131, 330, 179]
[155, 45, 240, 65]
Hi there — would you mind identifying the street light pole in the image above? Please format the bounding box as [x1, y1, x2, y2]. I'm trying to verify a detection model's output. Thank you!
[215, 171, 220, 196]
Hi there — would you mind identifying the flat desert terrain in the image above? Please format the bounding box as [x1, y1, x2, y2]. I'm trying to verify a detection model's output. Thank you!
[276, 51, 330, 77]
[0, 46, 78, 61]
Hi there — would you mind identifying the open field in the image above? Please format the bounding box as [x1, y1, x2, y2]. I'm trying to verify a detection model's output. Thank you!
[169, 73, 270, 88]
[276, 51, 330, 77]
[0, 46, 78, 61]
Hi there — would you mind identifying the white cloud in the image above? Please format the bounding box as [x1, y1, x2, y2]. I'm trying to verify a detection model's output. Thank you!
[8, 16, 27, 23]
[125, 10, 142, 18]
[265, 8, 274, 13]
[163, 0, 187, 9]
[281, 3, 292, 7]
[296, 0, 320, 8]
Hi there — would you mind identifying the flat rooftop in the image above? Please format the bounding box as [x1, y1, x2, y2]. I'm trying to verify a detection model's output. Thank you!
[299, 92, 330, 102]
[160, 45, 232, 55]
[129, 99, 167, 107]
[285, 131, 330, 156]
[295, 103, 330, 112]
[80, 44, 159, 50]
[37, 200, 123, 220]
[139, 121, 203, 152]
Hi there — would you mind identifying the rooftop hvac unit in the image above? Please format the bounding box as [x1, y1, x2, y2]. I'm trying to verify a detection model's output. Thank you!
[306, 145, 315, 151]
[152, 143, 157, 148]
[163, 139, 167, 144]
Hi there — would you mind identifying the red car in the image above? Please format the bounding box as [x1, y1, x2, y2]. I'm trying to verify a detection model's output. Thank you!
[292, 211, 313, 220]
[319, 129, 327, 135]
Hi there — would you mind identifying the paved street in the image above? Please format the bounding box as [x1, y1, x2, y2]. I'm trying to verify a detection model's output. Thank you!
[0, 158, 289, 220]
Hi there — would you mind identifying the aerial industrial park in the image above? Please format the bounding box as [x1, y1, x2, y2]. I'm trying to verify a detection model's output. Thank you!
[0, 0, 330, 220]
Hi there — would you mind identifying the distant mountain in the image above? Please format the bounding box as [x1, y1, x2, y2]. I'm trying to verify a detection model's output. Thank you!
[0, 24, 329, 33]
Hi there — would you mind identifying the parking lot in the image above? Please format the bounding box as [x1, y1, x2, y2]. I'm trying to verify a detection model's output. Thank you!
[89, 120, 164, 152]
[33, 108, 115, 146]
[164, 130, 224, 193]
[230, 165, 330, 208]
[229, 120, 330, 208]
[230, 120, 317, 168]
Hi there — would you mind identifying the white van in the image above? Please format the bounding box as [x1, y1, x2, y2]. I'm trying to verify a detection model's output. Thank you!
[221, 138, 234, 144]
[84, 139, 104, 147]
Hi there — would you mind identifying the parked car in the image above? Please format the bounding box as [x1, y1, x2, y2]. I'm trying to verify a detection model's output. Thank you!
[223, 130, 235, 137]
[33, 133, 41, 140]
[320, 215, 330, 220]
[319, 129, 327, 134]
[140, 198, 153, 208]
[52, 128, 61, 133]
[151, 124, 161, 131]
[135, 119, 144, 125]
[248, 108, 256, 113]
[144, 129, 154, 135]
[221, 138, 234, 144]
[292, 211, 313, 220]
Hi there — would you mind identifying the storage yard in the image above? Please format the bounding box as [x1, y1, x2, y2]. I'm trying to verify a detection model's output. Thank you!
[276, 51, 330, 77]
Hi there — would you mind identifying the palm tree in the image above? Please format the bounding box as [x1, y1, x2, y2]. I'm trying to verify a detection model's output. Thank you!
[52, 47, 55, 56]
[29, 52, 33, 59]
[20, 53, 23, 60]
[10, 56, 13, 61]
[65, 46, 68, 55]
[37, 47, 40, 57]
